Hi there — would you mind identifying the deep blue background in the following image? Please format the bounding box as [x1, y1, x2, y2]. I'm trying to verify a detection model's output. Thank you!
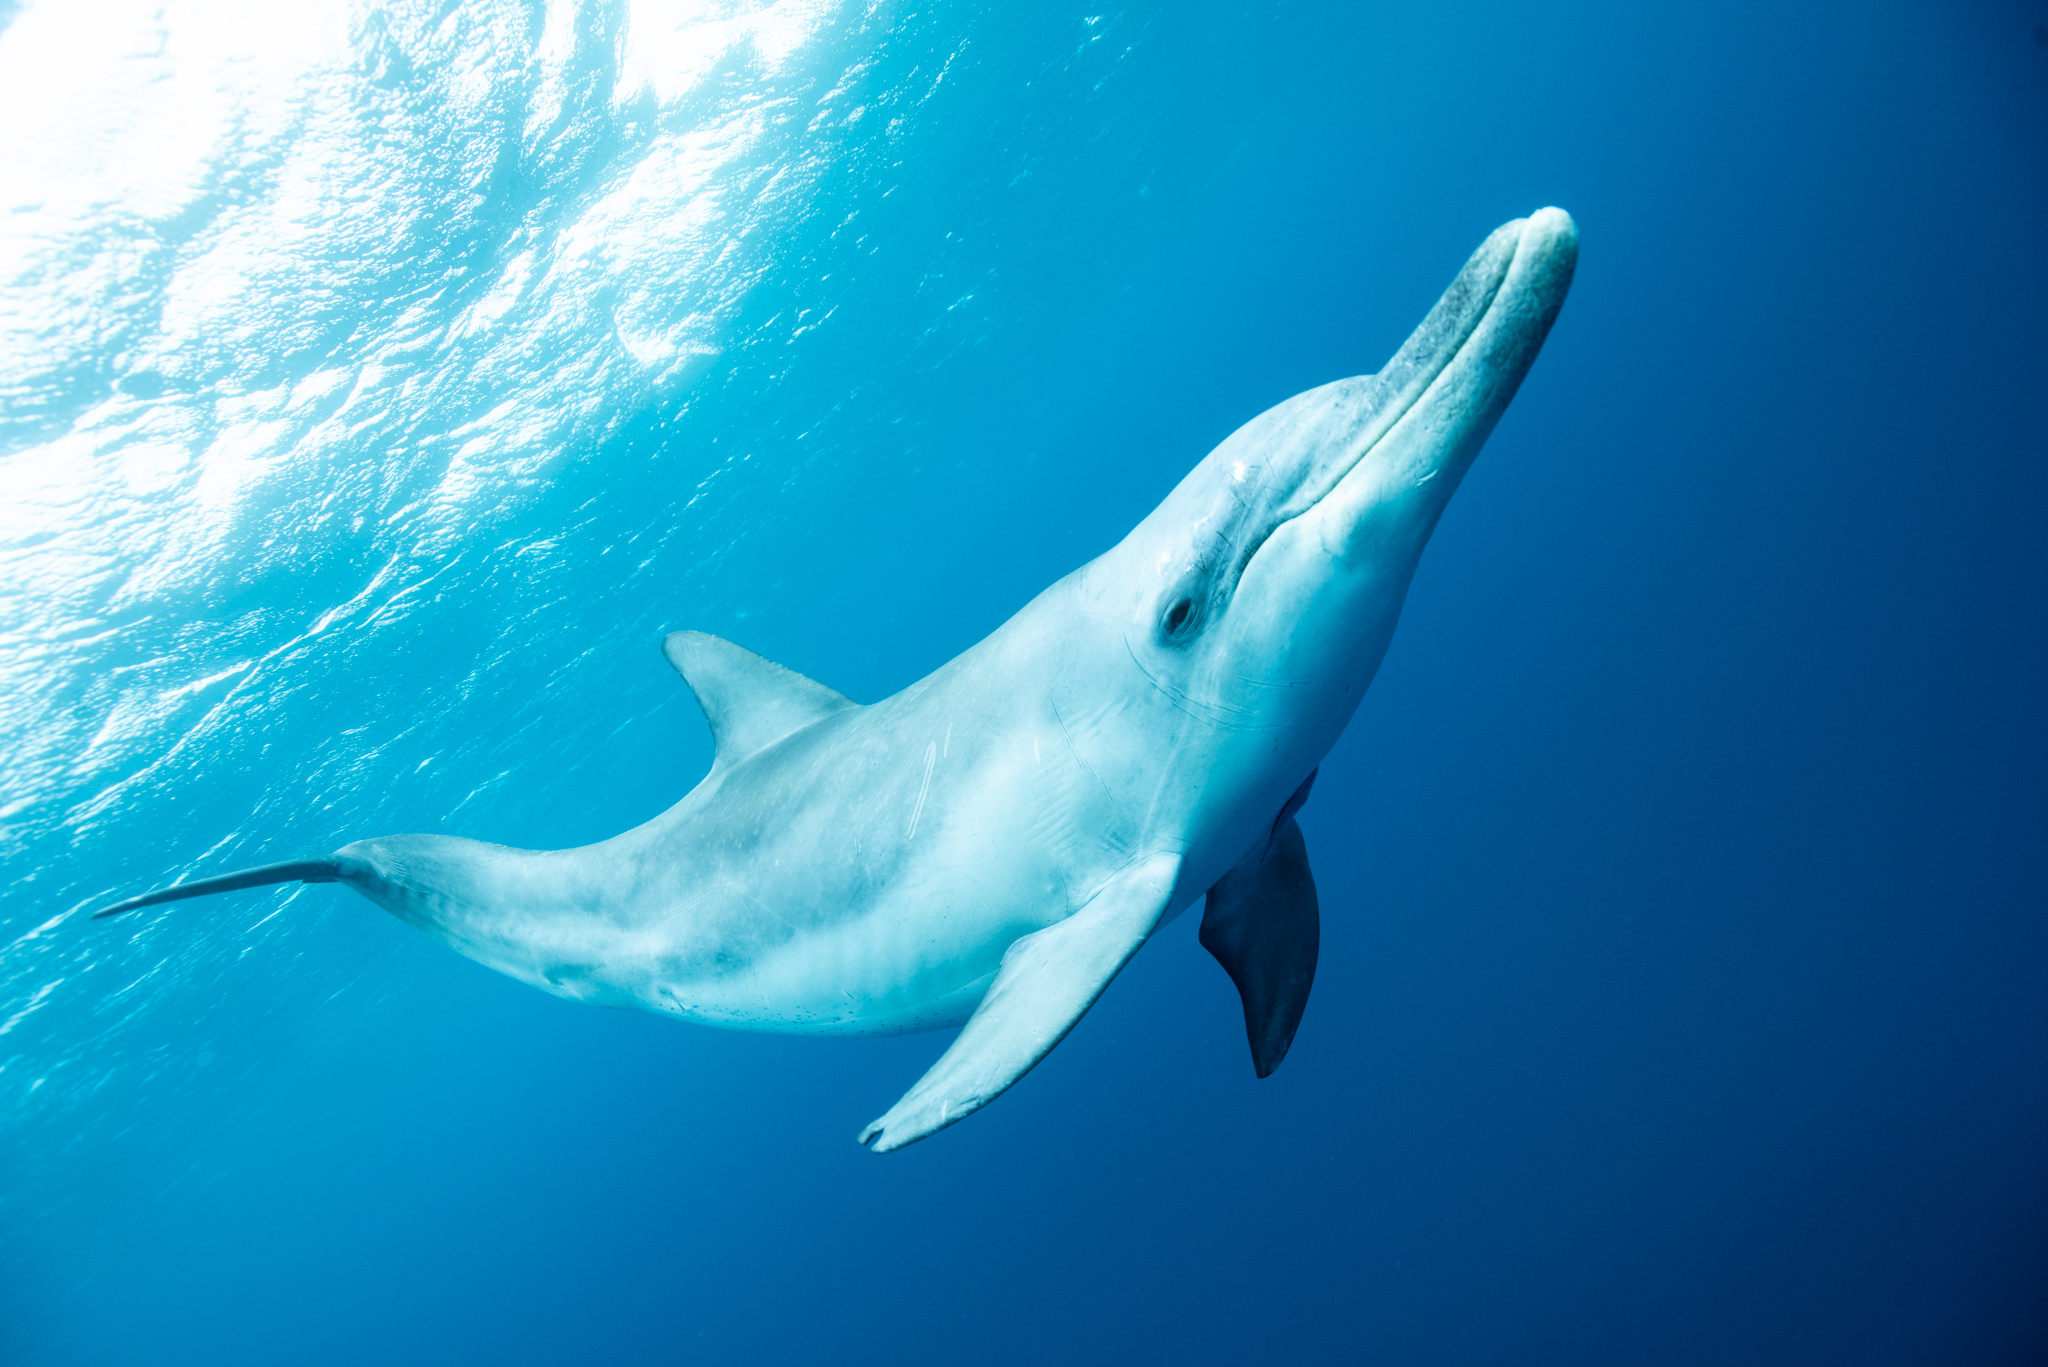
[6, 1, 2046, 1362]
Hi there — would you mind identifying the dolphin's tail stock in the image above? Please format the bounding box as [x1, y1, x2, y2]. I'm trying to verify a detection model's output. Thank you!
[93, 859, 347, 920]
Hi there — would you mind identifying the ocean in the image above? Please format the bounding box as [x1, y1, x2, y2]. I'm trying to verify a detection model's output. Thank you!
[2, 1, 2044, 1362]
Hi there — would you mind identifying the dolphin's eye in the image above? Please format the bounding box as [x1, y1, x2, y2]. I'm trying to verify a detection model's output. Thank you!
[1161, 597, 1195, 638]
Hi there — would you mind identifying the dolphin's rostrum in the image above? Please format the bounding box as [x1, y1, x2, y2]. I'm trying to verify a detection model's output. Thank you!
[99, 209, 1579, 1151]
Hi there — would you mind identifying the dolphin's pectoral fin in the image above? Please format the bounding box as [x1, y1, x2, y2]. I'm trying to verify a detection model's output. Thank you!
[1199, 816, 1320, 1078]
[661, 631, 859, 771]
[858, 851, 1184, 1153]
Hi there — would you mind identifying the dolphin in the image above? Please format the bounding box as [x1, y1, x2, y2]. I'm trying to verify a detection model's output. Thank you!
[98, 208, 1579, 1151]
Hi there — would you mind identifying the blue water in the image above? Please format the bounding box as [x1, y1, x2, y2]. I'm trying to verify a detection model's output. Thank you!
[3, 1, 2045, 1361]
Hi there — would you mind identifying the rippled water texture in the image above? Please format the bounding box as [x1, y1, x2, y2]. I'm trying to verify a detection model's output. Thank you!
[1, 0, 1136, 1138]
[3, 0, 735, 1096]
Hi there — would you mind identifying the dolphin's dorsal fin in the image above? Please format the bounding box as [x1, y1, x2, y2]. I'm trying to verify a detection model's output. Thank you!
[662, 631, 858, 771]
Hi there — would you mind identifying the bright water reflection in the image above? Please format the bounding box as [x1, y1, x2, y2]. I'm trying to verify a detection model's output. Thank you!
[0, 0, 1129, 1165]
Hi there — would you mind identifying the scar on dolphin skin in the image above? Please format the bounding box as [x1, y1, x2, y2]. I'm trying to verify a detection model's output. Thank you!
[906, 741, 937, 841]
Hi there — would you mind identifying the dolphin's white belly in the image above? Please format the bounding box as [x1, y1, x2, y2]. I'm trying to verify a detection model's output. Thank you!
[587, 693, 1136, 1035]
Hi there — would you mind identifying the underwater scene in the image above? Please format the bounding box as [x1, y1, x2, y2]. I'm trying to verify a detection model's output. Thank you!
[2, 1, 2044, 1362]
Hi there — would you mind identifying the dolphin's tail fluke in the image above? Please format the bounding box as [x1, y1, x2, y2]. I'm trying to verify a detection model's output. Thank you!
[93, 859, 345, 920]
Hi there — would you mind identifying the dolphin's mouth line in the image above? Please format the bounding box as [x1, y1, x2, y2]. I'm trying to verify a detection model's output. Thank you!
[1305, 232, 1524, 516]
[1224, 222, 1528, 593]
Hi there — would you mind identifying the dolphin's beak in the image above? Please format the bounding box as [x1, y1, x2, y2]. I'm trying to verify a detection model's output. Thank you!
[1080, 208, 1576, 641]
[1309, 207, 1578, 561]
